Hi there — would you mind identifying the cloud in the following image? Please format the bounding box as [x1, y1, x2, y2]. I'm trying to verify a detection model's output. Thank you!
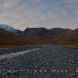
[0, 0, 77, 30]
[0, 0, 32, 30]
[64, 0, 78, 18]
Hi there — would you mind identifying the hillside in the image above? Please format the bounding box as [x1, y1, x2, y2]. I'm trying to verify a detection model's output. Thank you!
[0, 26, 78, 48]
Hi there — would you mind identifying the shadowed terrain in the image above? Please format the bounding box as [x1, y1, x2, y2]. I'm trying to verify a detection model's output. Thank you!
[0, 25, 78, 48]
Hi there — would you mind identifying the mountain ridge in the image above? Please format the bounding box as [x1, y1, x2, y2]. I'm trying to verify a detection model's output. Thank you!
[0, 24, 17, 32]
[0, 24, 77, 48]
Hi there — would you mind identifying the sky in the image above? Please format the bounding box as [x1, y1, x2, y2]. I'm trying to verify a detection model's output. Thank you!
[0, 0, 78, 30]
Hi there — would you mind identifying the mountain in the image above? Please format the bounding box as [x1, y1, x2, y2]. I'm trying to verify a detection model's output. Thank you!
[24, 27, 48, 36]
[0, 26, 17, 47]
[0, 28, 17, 39]
[21, 28, 78, 48]
[0, 24, 17, 32]
[0, 28, 15, 34]
[0, 25, 78, 48]
[46, 28, 70, 36]
[24, 28, 70, 37]
[16, 30, 24, 36]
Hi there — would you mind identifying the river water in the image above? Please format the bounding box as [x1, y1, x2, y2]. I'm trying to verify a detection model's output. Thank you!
[0, 45, 78, 78]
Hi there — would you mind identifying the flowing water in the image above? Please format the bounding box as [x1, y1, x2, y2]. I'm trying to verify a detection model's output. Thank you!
[0, 45, 78, 78]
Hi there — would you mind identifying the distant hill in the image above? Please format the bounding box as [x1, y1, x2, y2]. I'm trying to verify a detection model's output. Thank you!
[0, 28, 17, 47]
[24, 28, 48, 36]
[0, 24, 17, 32]
[17, 27, 78, 48]
[0, 25, 77, 48]
[0, 28, 17, 37]
[24, 28, 71, 37]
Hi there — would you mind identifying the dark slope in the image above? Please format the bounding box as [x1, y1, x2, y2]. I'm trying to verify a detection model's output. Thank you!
[24, 28, 48, 36]
[0, 25, 77, 48]
[0, 24, 17, 32]
[24, 28, 70, 36]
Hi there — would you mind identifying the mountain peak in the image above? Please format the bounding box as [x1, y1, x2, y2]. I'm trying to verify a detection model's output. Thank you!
[0, 24, 16, 32]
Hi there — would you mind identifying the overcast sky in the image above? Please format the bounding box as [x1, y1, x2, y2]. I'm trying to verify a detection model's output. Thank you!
[0, 0, 78, 30]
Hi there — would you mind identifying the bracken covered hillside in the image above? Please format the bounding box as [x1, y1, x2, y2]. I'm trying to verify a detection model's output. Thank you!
[0, 26, 78, 48]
